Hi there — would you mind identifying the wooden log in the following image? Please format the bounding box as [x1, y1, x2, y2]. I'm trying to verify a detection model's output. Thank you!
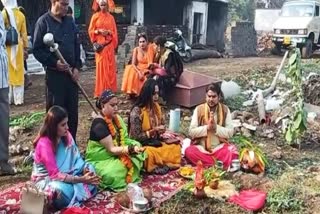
[257, 90, 266, 124]
[262, 50, 289, 97]
[192, 49, 222, 61]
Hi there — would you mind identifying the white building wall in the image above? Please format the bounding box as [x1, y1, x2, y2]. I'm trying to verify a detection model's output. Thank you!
[255, 9, 281, 32]
[131, 0, 137, 23]
[132, 0, 144, 24]
[184, 1, 208, 44]
[69, 0, 74, 17]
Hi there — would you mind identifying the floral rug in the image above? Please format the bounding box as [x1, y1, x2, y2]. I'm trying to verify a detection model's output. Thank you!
[0, 170, 188, 214]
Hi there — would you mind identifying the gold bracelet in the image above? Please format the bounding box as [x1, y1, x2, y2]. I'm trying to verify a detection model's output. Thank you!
[121, 146, 124, 154]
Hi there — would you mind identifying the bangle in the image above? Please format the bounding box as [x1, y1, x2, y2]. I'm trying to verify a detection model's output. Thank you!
[121, 146, 126, 154]
[146, 131, 150, 138]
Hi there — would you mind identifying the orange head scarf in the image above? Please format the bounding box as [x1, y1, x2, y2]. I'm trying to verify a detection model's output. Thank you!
[92, 0, 115, 12]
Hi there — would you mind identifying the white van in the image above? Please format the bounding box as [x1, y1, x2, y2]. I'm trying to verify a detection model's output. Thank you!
[272, 0, 320, 58]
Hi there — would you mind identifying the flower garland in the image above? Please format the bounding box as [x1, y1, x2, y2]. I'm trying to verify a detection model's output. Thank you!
[105, 115, 134, 183]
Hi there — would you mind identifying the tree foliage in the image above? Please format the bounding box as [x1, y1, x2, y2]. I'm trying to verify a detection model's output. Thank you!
[284, 48, 307, 145]
[228, 0, 256, 24]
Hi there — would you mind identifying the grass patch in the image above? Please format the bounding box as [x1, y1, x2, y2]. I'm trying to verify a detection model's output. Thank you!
[20, 164, 32, 175]
[229, 67, 276, 89]
[150, 190, 242, 214]
[266, 170, 305, 214]
[301, 59, 320, 76]
[224, 94, 247, 112]
[10, 111, 45, 129]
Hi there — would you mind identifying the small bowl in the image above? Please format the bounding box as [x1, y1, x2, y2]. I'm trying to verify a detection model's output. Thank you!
[133, 197, 149, 211]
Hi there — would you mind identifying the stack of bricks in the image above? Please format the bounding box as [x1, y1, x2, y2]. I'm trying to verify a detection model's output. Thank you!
[225, 21, 257, 57]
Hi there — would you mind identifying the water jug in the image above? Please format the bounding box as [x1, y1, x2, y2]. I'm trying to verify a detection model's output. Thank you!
[169, 108, 181, 132]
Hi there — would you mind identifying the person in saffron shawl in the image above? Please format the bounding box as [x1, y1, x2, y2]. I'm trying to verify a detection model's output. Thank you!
[185, 83, 237, 169]
[85, 90, 146, 191]
[31, 106, 99, 209]
[88, 0, 118, 97]
[1, 0, 28, 105]
[128, 79, 182, 174]
[121, 33, 156, 98]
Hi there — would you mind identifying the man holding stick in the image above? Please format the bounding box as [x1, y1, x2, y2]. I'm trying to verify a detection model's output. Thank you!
[33, 0, 81, 139]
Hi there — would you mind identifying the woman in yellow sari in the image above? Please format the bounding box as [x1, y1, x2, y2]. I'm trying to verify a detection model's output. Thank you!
[128, 79, 181, 174]
[121, 33, 155, 97]
[1, 0, 28, 105]
[88, 0, 118, 97]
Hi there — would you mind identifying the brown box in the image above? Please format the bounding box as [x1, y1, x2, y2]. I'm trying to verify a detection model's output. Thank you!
[168, 70, 221, 108]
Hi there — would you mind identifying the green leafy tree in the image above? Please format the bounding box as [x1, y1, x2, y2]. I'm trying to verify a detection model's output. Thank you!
[228, 0, 256, 24]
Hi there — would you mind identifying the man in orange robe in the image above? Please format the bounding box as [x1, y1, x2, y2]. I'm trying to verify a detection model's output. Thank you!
[89, 0, 118, 97]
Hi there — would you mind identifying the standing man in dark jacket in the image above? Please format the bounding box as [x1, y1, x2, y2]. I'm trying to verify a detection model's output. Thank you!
[33, 0, 81, 140]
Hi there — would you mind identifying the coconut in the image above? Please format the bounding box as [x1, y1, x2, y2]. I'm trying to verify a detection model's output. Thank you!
[209, 180, 219, 189]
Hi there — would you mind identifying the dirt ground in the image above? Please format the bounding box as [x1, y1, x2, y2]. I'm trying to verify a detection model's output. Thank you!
[3, 56, 320, 213]
[8, 56, 283, 151]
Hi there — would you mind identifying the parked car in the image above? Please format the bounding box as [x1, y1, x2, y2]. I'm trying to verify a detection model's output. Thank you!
[272, 0, 320, 58]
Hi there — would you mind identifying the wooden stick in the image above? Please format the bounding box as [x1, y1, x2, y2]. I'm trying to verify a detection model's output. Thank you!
[262, 50, 289, 97]
[257, 90, 266, 124]
[54, 48, 98, 114]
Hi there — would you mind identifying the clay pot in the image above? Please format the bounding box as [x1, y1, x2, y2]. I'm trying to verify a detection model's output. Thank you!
[115, 192, 130, 208]
[193, 188, 206, 198]
[209, 180, 219, 190]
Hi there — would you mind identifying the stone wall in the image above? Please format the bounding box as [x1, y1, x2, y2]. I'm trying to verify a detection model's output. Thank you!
[78, 24, 188, 52]
[137, 25, 188, 43]
[225, 22, 257, 57]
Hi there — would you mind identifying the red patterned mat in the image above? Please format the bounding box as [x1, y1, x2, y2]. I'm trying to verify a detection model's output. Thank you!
[0, 170, 187, 213]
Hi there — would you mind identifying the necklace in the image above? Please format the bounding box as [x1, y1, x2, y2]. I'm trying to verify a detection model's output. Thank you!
[105, 115, 134, 183]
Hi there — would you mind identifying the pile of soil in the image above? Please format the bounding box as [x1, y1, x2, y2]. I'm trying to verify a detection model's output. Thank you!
[303, 75, 320, 106]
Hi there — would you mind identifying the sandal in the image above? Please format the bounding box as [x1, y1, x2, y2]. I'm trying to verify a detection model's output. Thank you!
[152, 166, 170, 175]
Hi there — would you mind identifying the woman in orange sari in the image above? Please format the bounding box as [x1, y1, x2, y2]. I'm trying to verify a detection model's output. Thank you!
[88, 0, 118, 97]
[121, 33, 155, 97]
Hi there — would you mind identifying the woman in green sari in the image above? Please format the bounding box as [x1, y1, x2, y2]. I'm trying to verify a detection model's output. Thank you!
[85, 90, 146, 191]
